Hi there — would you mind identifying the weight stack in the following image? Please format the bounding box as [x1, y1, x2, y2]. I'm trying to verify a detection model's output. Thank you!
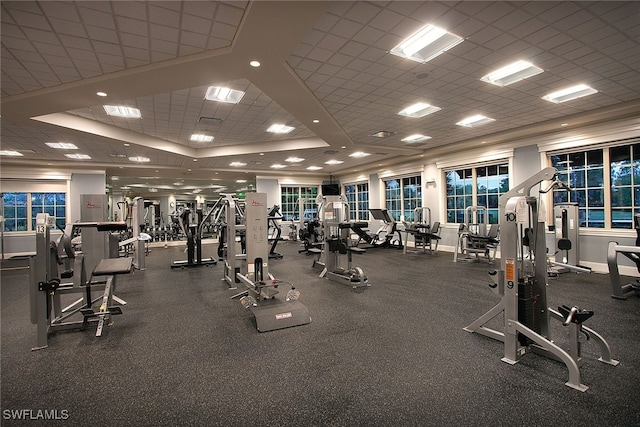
[518, 280, 540, 346]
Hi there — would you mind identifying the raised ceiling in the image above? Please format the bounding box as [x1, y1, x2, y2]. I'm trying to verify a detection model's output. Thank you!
[2, 1, 639, 198]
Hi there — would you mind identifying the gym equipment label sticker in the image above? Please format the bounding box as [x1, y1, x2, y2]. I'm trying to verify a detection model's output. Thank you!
[506, 258, 515, 282]
[275, 312, 292, 320]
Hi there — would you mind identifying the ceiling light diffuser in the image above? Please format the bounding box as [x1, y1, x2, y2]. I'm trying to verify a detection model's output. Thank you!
[0, 150, 23, 156]
[349, 152, 370, 158]
[190, 134, 214, 143]
[398, 102, 441, 118]
[390, 24, 463, 63]
[270, 164, 287, 169]
[205, 86, 245, 104]
[46, 142, 78, 149]
[267, 124, 295, 134]
[286, 157, 305, 162]
[128, 156, 150, 162]
[401, 134, 432, 143]
[103, 105, 141, 118]
[230, 161, 247, 167]
[306, 166, 323, 171]
[480, 60, 543, 86]
[65, 153, 91, 159]
[542, 84, 598, 103]
[325, 159, 344, 165]
[456, 115, 495, 127]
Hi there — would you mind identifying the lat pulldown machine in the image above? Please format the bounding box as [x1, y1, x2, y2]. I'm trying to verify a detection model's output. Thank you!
[463, 167, 618, 391]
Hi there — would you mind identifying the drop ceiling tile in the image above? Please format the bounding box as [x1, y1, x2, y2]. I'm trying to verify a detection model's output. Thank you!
[369, 8, 405, 33]
[7, 9, 52, 31]
[149, 23, 179, 43]
[330, 18, 362, 40]
[116, 16, 149, 37]
[58, 34, 92, 50]
[148, 4, 181, 27]
[214, 3, 246, 26]
[210, 22, 236, 40]
[85, 25, 120, 44]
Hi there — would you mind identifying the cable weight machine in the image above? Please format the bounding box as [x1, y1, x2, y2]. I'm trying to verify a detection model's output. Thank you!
[463, 167, 618, 391]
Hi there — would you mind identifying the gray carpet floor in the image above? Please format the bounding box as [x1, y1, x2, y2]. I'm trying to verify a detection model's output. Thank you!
[2, 240, 639, 426]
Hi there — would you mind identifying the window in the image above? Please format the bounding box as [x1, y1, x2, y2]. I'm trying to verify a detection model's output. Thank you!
[384, 175, 421, 221]
[446, 163, 509, 224]
[3, 192, 28, 231]
[345, 183, 369, 221]
[550, 141, 640, 229]
[2, 191, 66, 232]
[280, 186, 318, 221]
[551, 150, 604, 228]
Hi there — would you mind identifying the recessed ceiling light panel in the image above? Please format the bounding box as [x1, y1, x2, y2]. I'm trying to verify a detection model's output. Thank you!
[66, 153, 91, 159]
[190, 134, 214, 142]
[205, 86, 245, 104]
[270, 164, 287, 169]
[398, 102, 441, 118]
[542, 84, 598, 103]
[401, 134, 432, 143]
[306, 166, 323, 171]
[230, 161, 247, 167]
[103, 105, 141, 118]
[349, 152, 370, 158]
[0, 150, 23, 156]
[480, 60, 543, 86]
[285, 156, 305, 162]
[456, 115, 495, 127]
[46, 142, 78, 149]
[390, 24, 463, 63]
[325, 159, 344, 165]
[267, 124, 295, 134]
[128, 156, 150, 162]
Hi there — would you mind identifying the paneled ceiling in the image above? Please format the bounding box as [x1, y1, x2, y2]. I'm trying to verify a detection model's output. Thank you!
[2, 1, 639, 199]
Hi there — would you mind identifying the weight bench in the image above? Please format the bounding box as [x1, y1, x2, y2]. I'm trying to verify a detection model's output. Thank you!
[81, 257, 133, 336]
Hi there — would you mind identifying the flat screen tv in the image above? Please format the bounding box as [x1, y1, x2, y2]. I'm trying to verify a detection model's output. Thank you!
[321, 183, 341, 196]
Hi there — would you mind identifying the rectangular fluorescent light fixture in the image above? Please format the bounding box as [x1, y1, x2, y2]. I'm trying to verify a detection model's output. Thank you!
[398, 102, 441, 118]
[65, 153, 91, 159]
[230, 161, 247, 167]
[103, 105, 141, 118]
[349, 152, 370, 158]
[205, 86, 245, 104]
[190, 134, 214, 143]
[270, 164, 287, 169]
[390, 24, 463, 63]
[46, 142, 78, 149]
[128, 156, 150, 162]
[0, 150, 23, 156]
[456, 115, 495, 127]
[307, 166, 323, 170]
[267, 124, 295, 134]
[325, 159, 344, 165]
[402, 134, 432, 143]
[480, 60, 543, 87]
[285, 156, 305, 162]
[542, 84, 598, 103]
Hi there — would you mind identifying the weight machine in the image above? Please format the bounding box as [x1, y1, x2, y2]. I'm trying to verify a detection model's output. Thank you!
[607, 214, 640, 299]
[403, 207, 441, 255]
[548, 203, 591, 276]
[229, 193, 311, 332]
[170, 204, 217, 269]
[267, 205, 284, 259]
[313, 195, 370, 290]
[354, 208, 403, 249]
[30, 213, 133, 350]
[454, 206, 499, 263]
[463, 167, 618, 391]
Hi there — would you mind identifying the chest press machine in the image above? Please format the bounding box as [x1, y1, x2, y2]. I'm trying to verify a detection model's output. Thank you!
[30, 213, 133, 350]
[463, 167, 618, 392]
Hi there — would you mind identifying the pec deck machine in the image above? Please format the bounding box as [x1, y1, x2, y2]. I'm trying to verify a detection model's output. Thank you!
[222, 193, 311, 332]
[463, 167, 618, 391]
